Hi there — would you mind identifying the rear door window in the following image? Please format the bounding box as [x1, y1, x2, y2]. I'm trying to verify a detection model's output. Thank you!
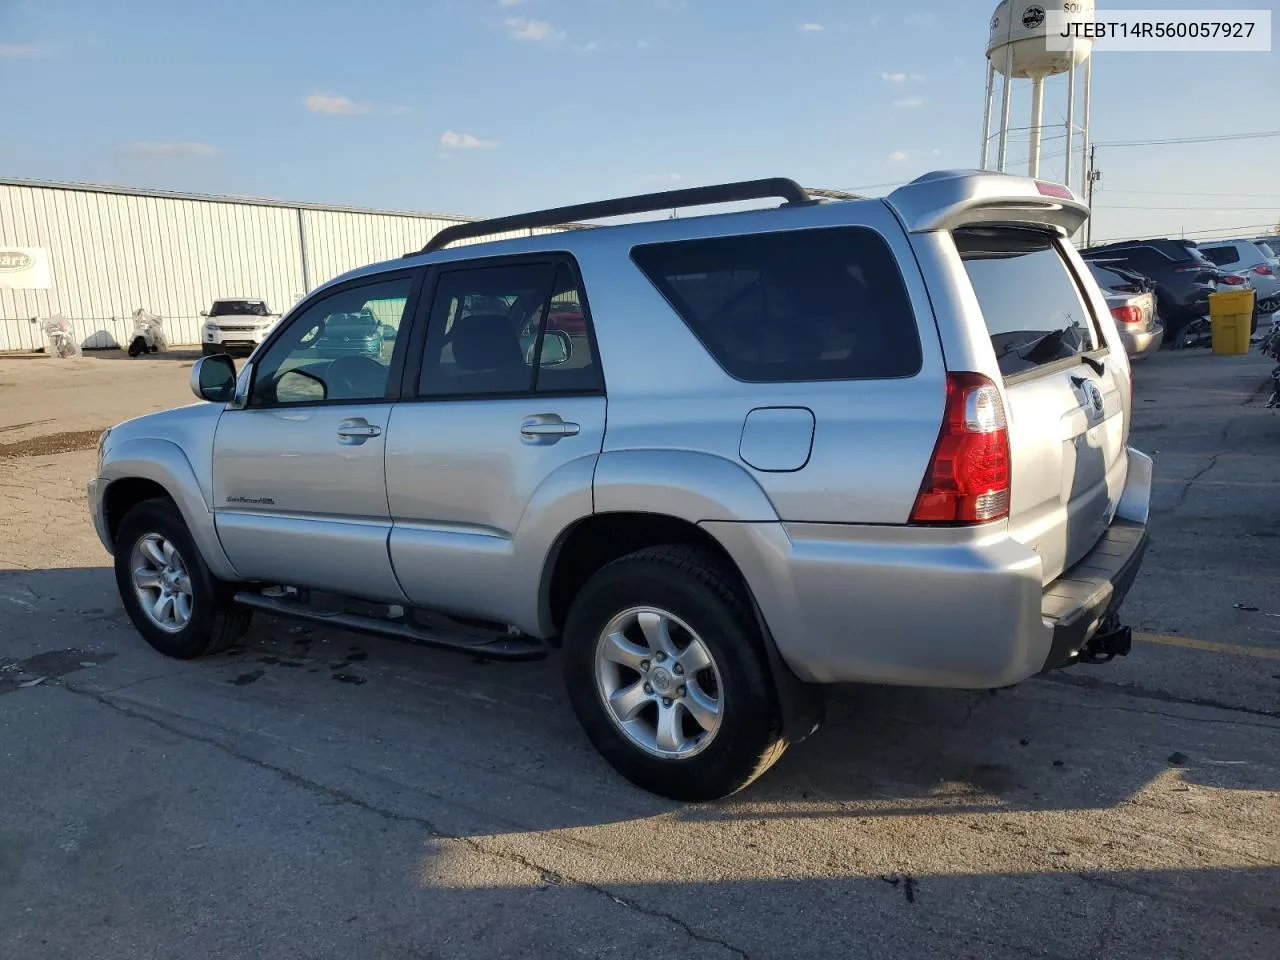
[1199, 245, 1240, 267]
[954, 227, 1099, 378]
[631, 227, 921, 382]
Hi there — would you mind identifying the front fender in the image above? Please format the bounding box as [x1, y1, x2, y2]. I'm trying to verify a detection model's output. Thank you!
[100, 437, 241, 581]
[592, 449, 780, 522]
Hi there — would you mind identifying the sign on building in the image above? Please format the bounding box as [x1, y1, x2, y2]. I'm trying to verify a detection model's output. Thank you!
[0, 247, 52, 289]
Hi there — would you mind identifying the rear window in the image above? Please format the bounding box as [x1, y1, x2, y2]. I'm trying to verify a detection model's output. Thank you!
[1087, 262, 1129, 288]
[1199, 245, 1240, 267]
[630, 227, 921, 382]
[1255, 241, 1276, 259]
[954, 227, 1098, 378]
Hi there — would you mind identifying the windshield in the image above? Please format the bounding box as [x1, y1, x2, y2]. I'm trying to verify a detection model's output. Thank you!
[209, 300, 270, 317]
[954, 227, 1098, 378]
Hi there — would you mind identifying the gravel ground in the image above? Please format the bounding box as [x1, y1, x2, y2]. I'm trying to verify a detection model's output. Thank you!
[0, 347, 1277, 960]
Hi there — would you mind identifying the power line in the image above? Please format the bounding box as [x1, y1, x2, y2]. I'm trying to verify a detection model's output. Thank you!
[1094, 128, 1280, 148]
[1102, 189, 1280, 199]
[1091, 221, 1279, 244]
[1095, 204, 1280, 211]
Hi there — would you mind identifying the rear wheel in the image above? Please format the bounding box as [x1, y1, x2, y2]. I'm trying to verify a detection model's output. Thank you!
[563, 546, 785, 801]
[114, 498, 251, 659]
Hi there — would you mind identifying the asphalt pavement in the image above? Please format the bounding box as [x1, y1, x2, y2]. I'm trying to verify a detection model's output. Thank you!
[1, 347, 1276, 959]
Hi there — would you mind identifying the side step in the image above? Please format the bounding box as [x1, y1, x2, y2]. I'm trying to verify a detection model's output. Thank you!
[232, 592, 548, 661]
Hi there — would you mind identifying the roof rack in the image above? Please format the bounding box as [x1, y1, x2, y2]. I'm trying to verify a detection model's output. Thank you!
[414, 177, 812, 254]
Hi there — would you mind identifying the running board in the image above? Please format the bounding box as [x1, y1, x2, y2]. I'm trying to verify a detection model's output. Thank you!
[232, 592, 548, 661]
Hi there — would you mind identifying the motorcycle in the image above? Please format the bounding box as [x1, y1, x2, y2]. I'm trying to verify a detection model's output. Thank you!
[1258, 316, 1280, 409]
[40, 315, 81, 359]
[126, 308, 168, 357]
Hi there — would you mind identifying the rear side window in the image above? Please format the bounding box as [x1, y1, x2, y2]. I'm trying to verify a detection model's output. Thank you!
[631, 227, 921, 382]
[1257, 242, 1276, 259]
[1200, 245, 1240, 267]
[954, 227, 1098, 378]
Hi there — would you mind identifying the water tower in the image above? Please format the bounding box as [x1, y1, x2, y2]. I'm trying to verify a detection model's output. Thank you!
[981, 1, 1095, 194]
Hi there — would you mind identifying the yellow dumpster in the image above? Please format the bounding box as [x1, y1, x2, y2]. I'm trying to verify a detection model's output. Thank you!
[1208, 289, 1254, 355]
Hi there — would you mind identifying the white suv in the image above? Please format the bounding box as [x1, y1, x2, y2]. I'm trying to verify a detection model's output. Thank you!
[201, 299, 279, 356]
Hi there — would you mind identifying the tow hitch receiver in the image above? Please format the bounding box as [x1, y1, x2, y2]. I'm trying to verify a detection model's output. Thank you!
[1077, 615, 1133, 665]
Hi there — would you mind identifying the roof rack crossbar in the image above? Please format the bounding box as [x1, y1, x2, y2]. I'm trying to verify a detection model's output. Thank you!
[415, 177, 812, 254]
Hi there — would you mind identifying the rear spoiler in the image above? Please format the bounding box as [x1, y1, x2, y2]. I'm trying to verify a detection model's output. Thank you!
[885, 170, 1090, 236]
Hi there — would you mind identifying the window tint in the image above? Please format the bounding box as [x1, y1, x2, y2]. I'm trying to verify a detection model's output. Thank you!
[210, 300, 270, 317]
[249, 276, 412, 405]
[1087, 263, 1128, 288]
[954, 227, 1098, 378]
[631, 227, 921, 382]
[528, 264, 604, 393]
[1256, 242, 1276, 259]
[1199, 245, 1240, 267]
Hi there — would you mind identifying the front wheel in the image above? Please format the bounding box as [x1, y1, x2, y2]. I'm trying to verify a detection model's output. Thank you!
[113, 498, 251, 659]
[562, 546, 786, 801]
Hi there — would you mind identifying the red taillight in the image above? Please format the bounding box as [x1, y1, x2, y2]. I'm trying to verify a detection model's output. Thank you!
[1220, 274, 1245, 285]
[1110, 305, 1143, 325]
[910, 372, 1011, 525]
[1253, 264, 1273, 275]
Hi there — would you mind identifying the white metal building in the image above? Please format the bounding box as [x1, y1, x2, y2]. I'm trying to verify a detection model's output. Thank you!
[0, 178, 557, 352]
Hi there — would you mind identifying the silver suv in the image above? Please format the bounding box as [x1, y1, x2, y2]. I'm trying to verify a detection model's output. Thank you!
[89, 171, 1152, 800]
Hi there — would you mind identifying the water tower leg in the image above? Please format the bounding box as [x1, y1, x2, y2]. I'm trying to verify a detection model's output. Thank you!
[980, 61, 995, 169]
[1064, 61, 1077, 188]
[996, 44, 1014, 171]
[1028, 76, 1045, 178]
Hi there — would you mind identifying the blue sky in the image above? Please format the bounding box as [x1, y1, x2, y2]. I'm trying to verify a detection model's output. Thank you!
[1, 0, 1277, 244]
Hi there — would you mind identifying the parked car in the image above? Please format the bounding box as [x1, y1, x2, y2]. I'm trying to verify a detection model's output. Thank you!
[201, 299, 278, 356]
[307, 308, 395, 361]
[1088, 262, 1162, 358]
[1082, 238, 1217, 344]
[1196, 239, 1280, 313]
[90, 171, 1151, 800]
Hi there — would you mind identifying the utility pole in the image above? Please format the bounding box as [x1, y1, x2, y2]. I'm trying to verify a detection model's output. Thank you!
[1084, 144, 1101, 247]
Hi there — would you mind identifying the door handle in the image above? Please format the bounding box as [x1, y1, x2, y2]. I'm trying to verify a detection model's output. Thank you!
[520, 416, 580, 441]
[337, 419, 382, 444]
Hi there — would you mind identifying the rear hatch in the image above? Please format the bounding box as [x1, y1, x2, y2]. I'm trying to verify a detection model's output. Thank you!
[953, 227, 1127, 584]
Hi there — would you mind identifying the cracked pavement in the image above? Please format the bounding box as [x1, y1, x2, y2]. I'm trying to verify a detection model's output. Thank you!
[1, 349, 1278, 959]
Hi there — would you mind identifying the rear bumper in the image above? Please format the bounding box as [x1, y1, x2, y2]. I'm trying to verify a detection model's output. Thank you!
[1120, 323, 1163, 359]
[704, 447, 1153, 689]
[1038, 520, 1148, 672]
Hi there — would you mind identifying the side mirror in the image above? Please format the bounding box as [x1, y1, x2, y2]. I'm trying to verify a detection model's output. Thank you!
[199, 310, 209, 318]
[190, 354, 237, 403]
[381, 324, 397, 341]
[539, 330, 573, 366]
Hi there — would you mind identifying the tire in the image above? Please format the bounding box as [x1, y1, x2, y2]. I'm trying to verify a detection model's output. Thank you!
[562, 545, 785, 801]
[113, 497, 251, 659]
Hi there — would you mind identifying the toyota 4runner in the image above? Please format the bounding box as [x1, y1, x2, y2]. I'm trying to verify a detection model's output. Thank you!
[89, 171, 1152, 801]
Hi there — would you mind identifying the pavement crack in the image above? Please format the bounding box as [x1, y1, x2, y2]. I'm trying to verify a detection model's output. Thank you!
[1090, 890, 1120, 960]
[1155, 453, 1220, 514]
[1045, 674, 1280, 723]
[60, 682, 750, 960]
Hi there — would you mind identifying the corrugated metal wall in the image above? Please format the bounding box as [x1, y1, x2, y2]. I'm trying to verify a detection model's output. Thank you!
[0, 180, 555, 351]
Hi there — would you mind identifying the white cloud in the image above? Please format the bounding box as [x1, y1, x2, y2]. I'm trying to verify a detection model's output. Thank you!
[888, 150, 910, 162]
[637, 39, 651, 49]
[893, 95, 927, 108]
[931, 148, 941, 156]
[907, 12, 938, 26]
[129, 141, 219, 157]
[304, 93, 374, 115]
[882, 70, 925, 83]
[440, 130, 499, 149]
[0, 43, 47, 57]
[799, 23, 825, 32]
[499, 0, 526, 5]
[578, 40, 599, 52]
[506, 17, 566, 42]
